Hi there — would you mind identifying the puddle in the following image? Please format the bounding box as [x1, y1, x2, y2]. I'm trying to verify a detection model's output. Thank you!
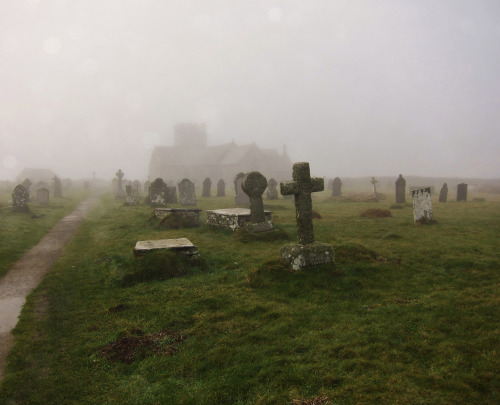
[0, 297, 25, 333]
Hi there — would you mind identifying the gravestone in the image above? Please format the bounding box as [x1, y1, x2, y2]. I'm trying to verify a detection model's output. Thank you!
[217, 179, 225, 197]
[149, 178, 168, 206]
[12, 184, 29, 212]
[412, 187, 433, 223]
[266, 178, 279, 200]
[22, 178, 32, 200]
[234, 172, 250, 205]
[115, 169, 124, 198]
[241, 171, 274, 232]
[370, 177, 378, 198]
[143, 181, 151, 193]
[395, 174, 406, 203]
[52, 175, 63, 198]
[280, 162, 333, 270]
[178, 178, 197, 206]
[439, 183, 448, 202]
[457, 183, 468, 201]
[134, 238, 198, 257]
[37, 187, 50, 205]
[202, 177, 212, 197]
[332, 177, 342, 197]
[125, 184, 139, 206]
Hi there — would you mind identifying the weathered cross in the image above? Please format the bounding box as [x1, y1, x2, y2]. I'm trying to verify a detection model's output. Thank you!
[280, 162, 324, 245]
[241, 171, 267, 223]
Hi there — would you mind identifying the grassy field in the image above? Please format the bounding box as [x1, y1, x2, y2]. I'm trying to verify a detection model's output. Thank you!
[0, 188, 499, 404]
[0, 189, 89, 279]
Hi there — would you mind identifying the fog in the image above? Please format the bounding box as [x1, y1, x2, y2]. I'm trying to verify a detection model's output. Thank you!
[1, 0, 500, 181]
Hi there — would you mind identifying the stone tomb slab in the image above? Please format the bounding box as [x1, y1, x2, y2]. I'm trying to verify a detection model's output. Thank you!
[154, 208, 201, 227]
[134, 238, 198, 257]
[206, 208, 272, 231]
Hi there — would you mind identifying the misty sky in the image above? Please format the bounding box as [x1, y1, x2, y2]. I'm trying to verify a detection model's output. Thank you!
[1, 0, 500, 181]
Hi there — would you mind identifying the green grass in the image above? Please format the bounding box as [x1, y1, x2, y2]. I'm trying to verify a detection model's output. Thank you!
[0, 189, 89, 279]
[1, 190, 499, 404]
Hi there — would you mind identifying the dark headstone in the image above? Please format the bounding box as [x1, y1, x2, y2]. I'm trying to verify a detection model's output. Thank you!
[439, 183, 448, 202]
[332, 177, 342, 197]
[266, 178, 279, 200]
[234, 172, 250, 205]
[395, 174, 406, 203]
[217, 179, 225, 197]
[166, 186, 178, 203]
[37, 187, 50, 205]
[178, 178, 197, 206]
[52, 175, 63, 198]
[149, 178, 168, 207]
[457, 183, 468, 201]
[202, 177, 212, 197]
[12, 184, 29, 212]
[241, 171, 273, 232]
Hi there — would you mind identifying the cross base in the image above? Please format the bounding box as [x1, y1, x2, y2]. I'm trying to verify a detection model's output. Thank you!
[280, 242, 334, 271]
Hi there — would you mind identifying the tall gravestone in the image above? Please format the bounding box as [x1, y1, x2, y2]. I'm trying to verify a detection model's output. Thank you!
[332, 177, 342, 197]
[395, 174, 406, 203]
[234, 172, 250, 205]
[115, 169, 124, 198]
[125, 184, 139, 206]
[149, 178, 168, 207]
[202, 177, 212, 197]
[217, 179, 225, 197]
[457, 183, 468, 201]
[370, 177, 378, 198]
[280, 162, 333, 270]
[241, 171, 274, 232]
[52, 175, 63, 198]
[439, 183, 448, 202]
[412, 187, 433, 223]
[12, 184, 29, 212]
[37, 187, 50, 205]
[178, 178, 197, 206]
[266, 178, 279, 200]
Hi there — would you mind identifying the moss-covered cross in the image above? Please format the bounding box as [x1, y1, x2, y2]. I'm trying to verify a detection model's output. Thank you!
[280, 162, 324, 245]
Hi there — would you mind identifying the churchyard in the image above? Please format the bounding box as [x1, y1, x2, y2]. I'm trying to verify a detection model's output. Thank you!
[0, 182, 499, 404]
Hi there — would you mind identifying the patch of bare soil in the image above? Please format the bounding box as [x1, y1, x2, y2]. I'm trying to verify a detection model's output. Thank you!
[99, 329, 186, 364]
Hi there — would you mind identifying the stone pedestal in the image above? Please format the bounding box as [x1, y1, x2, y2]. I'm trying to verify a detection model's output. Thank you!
[280, 242, 334, 271]
[206, 208, 272, 231]
[134, 238, 198, 257]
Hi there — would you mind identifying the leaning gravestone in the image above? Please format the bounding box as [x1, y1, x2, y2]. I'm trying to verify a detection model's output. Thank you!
[202, 177, 212, 197]
[217, 179, 225, 197]
[266, 178, 279, 200]
[241, 171, 274, 232]
[332, 177, 342, 197]
[149, 178, 168, 207]
[457, 183, 468, 201]
[52, 175, 63, 198]
[115, 169, 124, 199]
[234, 172, 250, 205]
[178, 178, 197, 206]
[439, 183, 448, 202]
[37, 187, 50, 205]
[412, 187, 433, 224]
[280, 162, 333, 270]
[395, 174, 406, 203]
[12, 184, 29, 212]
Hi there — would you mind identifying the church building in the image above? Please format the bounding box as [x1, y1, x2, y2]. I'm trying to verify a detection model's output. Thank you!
[148, 123, 292, 185]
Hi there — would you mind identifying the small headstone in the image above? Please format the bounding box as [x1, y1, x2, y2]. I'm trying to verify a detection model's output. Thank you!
[178, 178, 197, 206]
[241, 171, 274, 232]
[115, 169, 124, 199]
[332, 177, 342, 197]
[149, 178, 168, 207]
[202, 177, 212, 197]
[12, 184, 29, 212]
[52, 175, 63, 198]
[370, 177, 378, 198]
[125, 184, 139, 206]
[234, 172, 250, 205]
[457, 183, 468, 201]
[217, 179, 225, 197]
[134, 238, 198, 257]
[280, 162, 333, 270]
[36, 187, 50, 205]
[266, 178, 279, 200]
[412, 187, 433, 223]
[395, 174, 406, 203]
[439, 183, 448, 202]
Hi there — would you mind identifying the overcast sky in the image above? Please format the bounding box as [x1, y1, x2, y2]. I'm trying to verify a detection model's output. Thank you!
[1, 0, 499, 181]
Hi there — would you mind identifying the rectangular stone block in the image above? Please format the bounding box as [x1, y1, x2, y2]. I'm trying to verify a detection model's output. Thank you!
[134, 238, 198, 256]
[206, 208, 272, 231]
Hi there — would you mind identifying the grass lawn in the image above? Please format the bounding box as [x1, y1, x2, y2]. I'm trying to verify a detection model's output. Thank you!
[0, 189, 89, 279]
[0, 189, 499, 404]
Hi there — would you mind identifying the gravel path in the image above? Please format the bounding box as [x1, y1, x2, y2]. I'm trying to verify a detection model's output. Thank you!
[0, 196, 99, 381]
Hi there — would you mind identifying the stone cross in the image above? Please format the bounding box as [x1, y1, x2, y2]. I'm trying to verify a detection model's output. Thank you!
[202, 177, 212, 197]
[457, 183, 468, 201]
[52, 175, 63, 198]
[280, 162, 324, 245]
[241, 171, 267, 223]
[12, 184, 29, 212]
[115, 169, 124, 197]
[266, 178, 278, 200]
[370, 177, 378, 197]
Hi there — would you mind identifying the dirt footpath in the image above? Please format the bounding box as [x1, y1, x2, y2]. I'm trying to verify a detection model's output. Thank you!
[0, 196, 99, 381]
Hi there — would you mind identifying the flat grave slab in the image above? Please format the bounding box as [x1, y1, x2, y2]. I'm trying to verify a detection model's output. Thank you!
[134, 238, 198, 256]
[154, 207, 201, 218]
[206, 208, 272, 231]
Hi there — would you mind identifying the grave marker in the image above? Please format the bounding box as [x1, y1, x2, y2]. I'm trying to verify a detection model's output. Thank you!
[412, 187, 433, 223]
[395, 174, 406, 203]
[202, 177, 212, 197]
[234, 172, 250, 205]
[178, 178, 197, 206]
[439, 183, 448, 202]
[12, 184, 29, 212]
[332, 177, 342, 197]
[241, 171, 274, 232]
[115, 169, 124, 198]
